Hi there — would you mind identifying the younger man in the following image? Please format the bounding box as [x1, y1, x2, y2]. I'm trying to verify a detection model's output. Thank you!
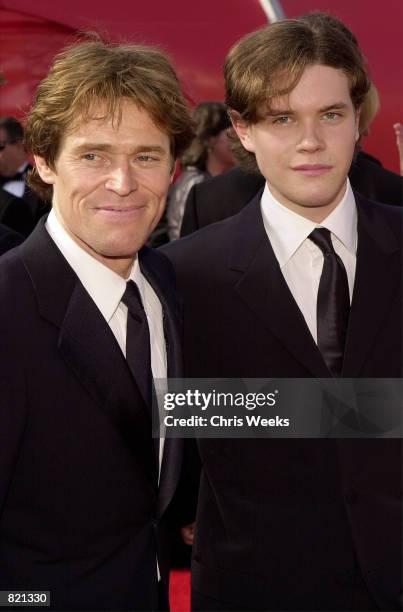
[164, 12, 402, 611]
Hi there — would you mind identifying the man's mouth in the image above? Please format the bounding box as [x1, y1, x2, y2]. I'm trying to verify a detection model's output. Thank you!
[292, 164, 333, 176]
[94, 204, 147, 217]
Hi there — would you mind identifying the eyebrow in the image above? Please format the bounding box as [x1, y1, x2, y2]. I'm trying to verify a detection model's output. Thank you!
[72, 143, 169, 154]
[266, 102, 350, 116]
[318, 102, 350, 112]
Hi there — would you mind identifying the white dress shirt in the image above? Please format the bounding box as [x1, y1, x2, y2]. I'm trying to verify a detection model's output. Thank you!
[2, 162, 29, 198]
[260, 180, 357, 343]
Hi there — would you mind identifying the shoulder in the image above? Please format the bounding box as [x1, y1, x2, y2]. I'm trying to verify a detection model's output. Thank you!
[0, 240, 26, 281]
[161, 211, 242, 272]
[356, 193, 402, 227]
[0, 244, 36, 337]
[140, 244, 176, 281]
[0, 223, 24, 255]
[0, 219, 68, 313]
[350, 156, 402, 206]
[196, 166, 263, 194]
[355, 194, 402, 255]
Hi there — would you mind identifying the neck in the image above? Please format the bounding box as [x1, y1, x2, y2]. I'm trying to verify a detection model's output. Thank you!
[77, 243, 135, 278]
[97, 255, 135, 278]
[290, 202, 339, 223]
[54, 209, 136, 278]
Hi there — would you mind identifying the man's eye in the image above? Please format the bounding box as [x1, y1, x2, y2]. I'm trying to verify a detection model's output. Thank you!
[323, 111, 341, 120]
[137, 154, 157, 162]
[273, 116, 291, 125]
[83, 153, 99, 161]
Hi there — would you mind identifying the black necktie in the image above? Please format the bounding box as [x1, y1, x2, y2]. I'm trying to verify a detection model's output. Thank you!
[309, 228, 350, 377]
[121, 280, 152, 410]
[0, 171, 25, 186]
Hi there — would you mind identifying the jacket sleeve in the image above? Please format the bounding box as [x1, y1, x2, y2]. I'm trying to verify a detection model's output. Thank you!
[0, 334, 28, 516]
[180, 183, 200, 238]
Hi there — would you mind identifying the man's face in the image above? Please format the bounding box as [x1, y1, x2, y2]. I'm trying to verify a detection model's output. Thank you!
[35, 99, 173, 276]
[234, 64, 360, 220]
[0, 128, 26, 176]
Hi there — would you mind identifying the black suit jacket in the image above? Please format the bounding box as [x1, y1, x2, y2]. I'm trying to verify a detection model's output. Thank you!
[0, 223, 23, 255]
[349, 151, 403, 205]
[0, 220, 183, 610]
[163, 194, 402, 610]
[180, 167, 263, 237]
[181, 155, 402, 237]
[0, 188, 34, 237]
[0, 166, 50, 237]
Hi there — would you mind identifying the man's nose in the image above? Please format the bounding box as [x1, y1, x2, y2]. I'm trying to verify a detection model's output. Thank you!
[296, 120, 324, 152]
[105, 163, 138, 195]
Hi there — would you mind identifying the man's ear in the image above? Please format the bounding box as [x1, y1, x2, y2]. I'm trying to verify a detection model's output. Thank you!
[170, 158, 179, 184]
[354, 106, 362, 143]
[34, 155, 56, 185]
[229, 111, 255, 153]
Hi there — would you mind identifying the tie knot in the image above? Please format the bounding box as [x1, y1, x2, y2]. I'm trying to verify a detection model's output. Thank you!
[309, 228, 334, 256]
[121, 280, 144, 314]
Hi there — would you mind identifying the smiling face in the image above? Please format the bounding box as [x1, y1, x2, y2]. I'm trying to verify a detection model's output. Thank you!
[233, 64, 360, 221]
[35, 98, 173, 276]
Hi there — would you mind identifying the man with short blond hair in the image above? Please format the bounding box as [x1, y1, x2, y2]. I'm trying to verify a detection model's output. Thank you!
[0, 37, 192, 610]
[164, 12, 402, 611]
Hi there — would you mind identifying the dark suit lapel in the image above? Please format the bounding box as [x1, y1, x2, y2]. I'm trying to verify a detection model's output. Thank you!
[139, 247, 184, 516]
[139, 246, 183, 378]
[59, 283, 156, 486]
[21, 220, 156, 489]
[342, 195, 401, 377]
[0, 188, 12, 216]
[229, 195, 330, 378]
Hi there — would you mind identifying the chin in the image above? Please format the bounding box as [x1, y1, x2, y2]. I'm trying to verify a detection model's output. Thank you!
[108, 231, 149, 251]
[298, 186, 342, 206]
[99, 245, 142, 260]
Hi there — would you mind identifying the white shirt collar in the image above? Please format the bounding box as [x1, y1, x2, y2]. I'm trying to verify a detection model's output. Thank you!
[46, 209, 141, 323]
[18, 162, 30, 174]
[261, 179, 357, 268]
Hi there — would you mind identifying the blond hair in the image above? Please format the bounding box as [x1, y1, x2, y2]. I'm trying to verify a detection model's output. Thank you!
[25, 36, 193, 201]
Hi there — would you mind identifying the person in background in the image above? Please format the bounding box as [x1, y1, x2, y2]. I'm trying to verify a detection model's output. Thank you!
[0, 116, 50, 235]
[167, 101, 235, 240]
[349, 82, 402, 202]
[0, 77, 28, 253]
[393, 122, 403, 176]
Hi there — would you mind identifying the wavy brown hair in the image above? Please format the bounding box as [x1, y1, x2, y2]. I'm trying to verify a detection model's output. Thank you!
[181, 101, 231, 170]
[224, 12, 371, 174]
[25, 35, 193, 201]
